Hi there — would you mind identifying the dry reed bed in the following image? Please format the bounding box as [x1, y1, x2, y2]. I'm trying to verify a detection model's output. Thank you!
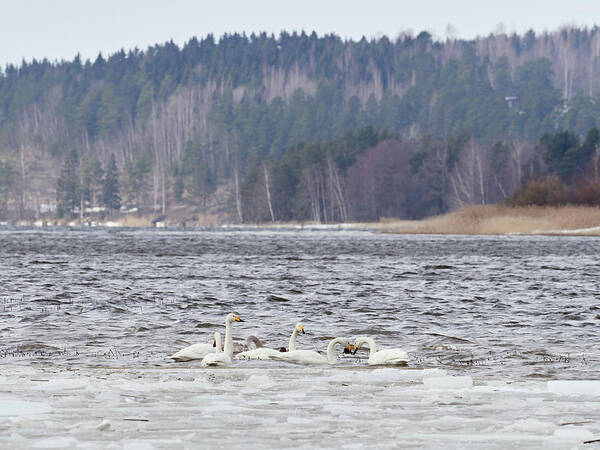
[381, 205, 600, 235]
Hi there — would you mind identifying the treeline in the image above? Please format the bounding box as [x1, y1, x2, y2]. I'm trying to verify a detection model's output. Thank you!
[54, 152, 120, 218]
[241, 125, 600, 222]
[510, 129, 600, 207]
[2, 28, 600, 221]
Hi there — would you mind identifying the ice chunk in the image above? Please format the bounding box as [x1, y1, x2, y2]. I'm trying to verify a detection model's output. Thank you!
[122, 441, 155, 450]
[501, 418, 555, 434]
[0, 400, 52, 416]
[423, 375, 473, 389]
[402, 368, 448, 380]
[244, 374, 274, 388]
[34, 379, 88, 392]
[324, 368, 448, 385]
[96, 420, 111, 431]
[547, 380, 600, 396]
[31, 436, 79, 448]
[553, 427, 595, 441]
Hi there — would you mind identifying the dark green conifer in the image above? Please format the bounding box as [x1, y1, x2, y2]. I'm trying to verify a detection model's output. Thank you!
[56, 150, 80, 217]
[102, 154, 121, 211]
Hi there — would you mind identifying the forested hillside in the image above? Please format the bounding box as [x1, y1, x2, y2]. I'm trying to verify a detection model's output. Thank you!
[2, 27, 600, 223]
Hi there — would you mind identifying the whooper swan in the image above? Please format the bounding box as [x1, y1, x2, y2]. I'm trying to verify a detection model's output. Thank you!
[170, 313, 243, 362]
[235, 322, 305, 360]
[269, 337, 351, 365]
[170, 331, 219, 362]
[352, 336, 408, 365]
[201, 313, 244, 367]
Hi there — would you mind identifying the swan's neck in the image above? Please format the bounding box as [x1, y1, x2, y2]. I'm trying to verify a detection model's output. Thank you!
[326, 338, 346, 364]
[215, 334, 222, 354]
[245, 335, 262, 349]
[289, 328, 299, 352]
[224, 320, 233, 356]
[361, 337, 377, 357]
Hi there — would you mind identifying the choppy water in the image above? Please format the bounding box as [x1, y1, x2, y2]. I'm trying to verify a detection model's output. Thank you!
[1, 228, 599, 448]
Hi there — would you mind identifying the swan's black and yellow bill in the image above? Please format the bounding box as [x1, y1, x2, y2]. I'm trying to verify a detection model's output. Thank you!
[343, 343, 352, 354]
[234, 315, 244, 322]
[352, 344, 359, 355]
[299, 325, 305, 334]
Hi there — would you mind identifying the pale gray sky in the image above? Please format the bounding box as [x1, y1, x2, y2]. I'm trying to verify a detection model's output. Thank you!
[1, 0, 599, 67]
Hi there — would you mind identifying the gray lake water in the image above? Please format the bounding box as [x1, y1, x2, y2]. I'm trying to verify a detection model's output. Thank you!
[1, 229, 599, 448]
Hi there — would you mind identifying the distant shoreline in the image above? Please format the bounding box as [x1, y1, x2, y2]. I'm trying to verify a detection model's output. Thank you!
[2, 205, 600, 236]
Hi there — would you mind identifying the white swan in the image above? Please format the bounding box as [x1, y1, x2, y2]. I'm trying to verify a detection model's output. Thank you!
[170, 331, 219, 362]
[352, 336, 408, 365]
[269, 337, 351, 365]
[170, 313, 243, 362]
[200, 313, 243, 367]
[235, 323, 305, 360]
[201, 332, 231, 366]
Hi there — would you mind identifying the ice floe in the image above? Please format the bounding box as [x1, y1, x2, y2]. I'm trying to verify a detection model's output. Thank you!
[423, 375, 473, 389]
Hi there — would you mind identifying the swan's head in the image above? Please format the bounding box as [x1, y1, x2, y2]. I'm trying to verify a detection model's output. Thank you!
[352, 337, 369, 354]
[226, 313, 244, 323]
[335, 338, 352, 355]
[295, 323, 305, 334]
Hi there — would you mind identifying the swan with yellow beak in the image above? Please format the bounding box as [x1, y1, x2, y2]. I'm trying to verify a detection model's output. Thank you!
[352, 336, 408, 365]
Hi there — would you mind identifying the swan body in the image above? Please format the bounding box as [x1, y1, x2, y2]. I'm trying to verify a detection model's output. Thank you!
[201, 332, 231, 366]
[171, 313, 243, 363]
[235, 323, 304, 361]
[353, 336, 408, 365]
[201, 352, 231, 366]
[170, 332, 218, 362]
[201, 313, 243, 367]
[269, 337, 351, 365]
[234, 347, 282, 360]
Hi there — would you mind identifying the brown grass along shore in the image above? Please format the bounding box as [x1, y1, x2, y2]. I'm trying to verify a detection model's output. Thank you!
[380, 205, 600, 236]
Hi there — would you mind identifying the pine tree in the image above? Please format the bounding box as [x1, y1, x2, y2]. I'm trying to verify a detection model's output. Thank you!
[102, 154, 121, 211]
[56, 150, 80, 218]
[123, 155, 151, 208]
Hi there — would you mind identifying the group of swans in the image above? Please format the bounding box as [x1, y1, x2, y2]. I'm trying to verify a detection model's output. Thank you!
[169, 313, 408, 366]
[169, 313, 243, 366]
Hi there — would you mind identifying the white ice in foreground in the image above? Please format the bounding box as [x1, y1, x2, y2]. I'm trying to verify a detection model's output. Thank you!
[547, 380, 600, 396]
[0, 399, 52, 416]
[1, 366, 600, 448]
[423, 375, 473, 389]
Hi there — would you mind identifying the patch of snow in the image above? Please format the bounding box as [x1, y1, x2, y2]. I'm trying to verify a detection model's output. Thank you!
[103, 221, 123, 227]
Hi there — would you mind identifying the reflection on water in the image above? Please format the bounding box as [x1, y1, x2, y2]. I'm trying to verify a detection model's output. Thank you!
[1, 229, 599, 447]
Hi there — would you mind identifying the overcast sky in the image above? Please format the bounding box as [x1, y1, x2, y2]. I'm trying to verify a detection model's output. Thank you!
[1, 0, 599, 68]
